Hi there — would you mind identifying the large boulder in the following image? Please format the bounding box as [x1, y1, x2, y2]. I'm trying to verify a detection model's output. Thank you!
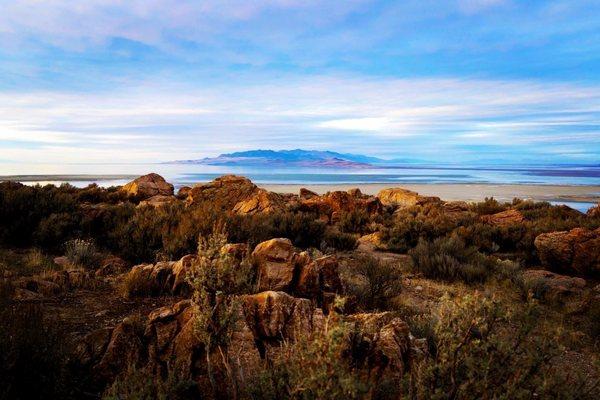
[186, 175, 285, 214]
[232, 188, 285, 214]
[300, 190, 382, 223]
[253, 238, 297, 291]
[377, 187, 421, 207]
[347, 312, 412, 375]
[295, 255, 344, 305]
[242, 291, 324, 357]
[534, 228, 600, 276]
[481, 209, 525, 226]
[522, 269, 586, 302]
[185, 175, 259, 209]
[121, 173, 174, 200]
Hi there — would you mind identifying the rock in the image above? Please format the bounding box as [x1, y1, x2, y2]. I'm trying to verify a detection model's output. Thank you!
[139, 194, 177, 208]
[443, 201, 470, 213]
[96, 256, 128, 277]
[14, 277, 62, 297]
[233, 188, 285, 214]
[53, 256, 71, 269]
[12, 288, 43, 301]
[295, 256, 343, 303]
[300, 191, 382, 223]
[121, 173, 174, 200]
[171, 254, 196, 295]
[534, 228, 600, 275]
[186, 175, 259, 209]
[242, 291, 324, 357]
[481, 209, 525, 226]
[253, 238, 296, 291]
[347, 188, 363, 198]
[357, 232, 384, 252]
[177, 185, 192, 199]
[347, 312, 412, 375]
[587, 203, 600, 218]
[299, 188, 318, 199]
[93, 318, 144, 383]
[522, 270, 586, 301]
[377, 187, 420, 207]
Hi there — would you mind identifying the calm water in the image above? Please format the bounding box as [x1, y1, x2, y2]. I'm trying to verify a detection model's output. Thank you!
[1, 163, 599, 212]
[2, 163, 599, 187]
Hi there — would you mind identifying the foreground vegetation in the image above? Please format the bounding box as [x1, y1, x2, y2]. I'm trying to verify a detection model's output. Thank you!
[1, 178, 599, 399]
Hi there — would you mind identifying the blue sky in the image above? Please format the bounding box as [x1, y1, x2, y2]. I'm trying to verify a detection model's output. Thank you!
[0, 0, 599, 165]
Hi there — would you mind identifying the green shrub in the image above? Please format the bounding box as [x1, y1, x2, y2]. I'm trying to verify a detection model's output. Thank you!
[408, 236, 496, 283]
[247, 321, 375, 400]
[0, 302, 74, 400]
[407, 293, 597, 399]
[469, 197, 508, 215]
[338, 209, 371, 234]
[342, 255, 403, 311]
[322, 230, 357, 251]
[103, 366, 197, 400]
[65, 239, 98, 269]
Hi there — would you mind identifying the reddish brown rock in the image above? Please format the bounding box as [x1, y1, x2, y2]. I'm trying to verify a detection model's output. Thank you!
[96, 256, 128, 277]
[138, 194, 177, 208]
[300, 190, 382, 223]
[522, 269, 586, 301]
[481, 209, 525, 226]
[177, 185, 192, 199]
[93, 317, 144, 382]
[377, 187, 420, 207]
[171, 254, 196, 295]
[253, 238, 296, 291]
[534, 228, 600, 275]
[232, 188, 285, 214]
[299, 188, 318, 199]
[295, 255, 343, 302]
[186, 175, 259, 209]
[121, 173, 174, 200]
[242, 291, 324, 357]
[347, 312, 412, 375]
[587, 203, 600, 218]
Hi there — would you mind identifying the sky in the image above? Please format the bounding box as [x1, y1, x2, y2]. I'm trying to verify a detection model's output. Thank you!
[0, 0, 599, 166]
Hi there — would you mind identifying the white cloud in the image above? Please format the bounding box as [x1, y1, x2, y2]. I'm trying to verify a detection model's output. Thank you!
[0, 75, 598, 163]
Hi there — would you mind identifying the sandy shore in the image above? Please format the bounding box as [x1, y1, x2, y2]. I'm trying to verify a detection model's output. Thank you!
[260, 183, 600, 203]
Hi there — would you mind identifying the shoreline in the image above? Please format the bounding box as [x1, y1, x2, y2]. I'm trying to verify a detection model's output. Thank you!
[259, 183, 600, 203]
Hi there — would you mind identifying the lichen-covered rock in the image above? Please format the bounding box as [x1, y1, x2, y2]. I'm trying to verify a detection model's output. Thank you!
[121, 173, 174, 200]
[534, 228, 600, 275]
[481, 209, 525, 226]
[522, 269, 586, 301]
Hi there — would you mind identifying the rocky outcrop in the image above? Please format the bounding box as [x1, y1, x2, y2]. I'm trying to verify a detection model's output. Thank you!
[377, 187, 440, 208]
[534, 228, 600, 276]
[177, 185, 192, 199]
[121, 173, 174, 200]
[587, 203, 600, 218]
[95, 256, 128, 277]
[481, 209, 525, 226]
[253, 238, 297, 291]
[300, 190, 382, 223]
[377, 187, 420, 207]
[242, 291, 325, 357]
[299, 188, 318, 199]
[294, 255, 343, 307]
[13, 268, 96, 297]
[347, 312, 413, 375]
[232, 188, 286, 214]
[138, 194, 177, 208]
[186, 175, 285, 214]
[522, 269, 586, 301]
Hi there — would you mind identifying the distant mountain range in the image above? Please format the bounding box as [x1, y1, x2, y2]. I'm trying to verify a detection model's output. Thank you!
[167, 149, 424, 168]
